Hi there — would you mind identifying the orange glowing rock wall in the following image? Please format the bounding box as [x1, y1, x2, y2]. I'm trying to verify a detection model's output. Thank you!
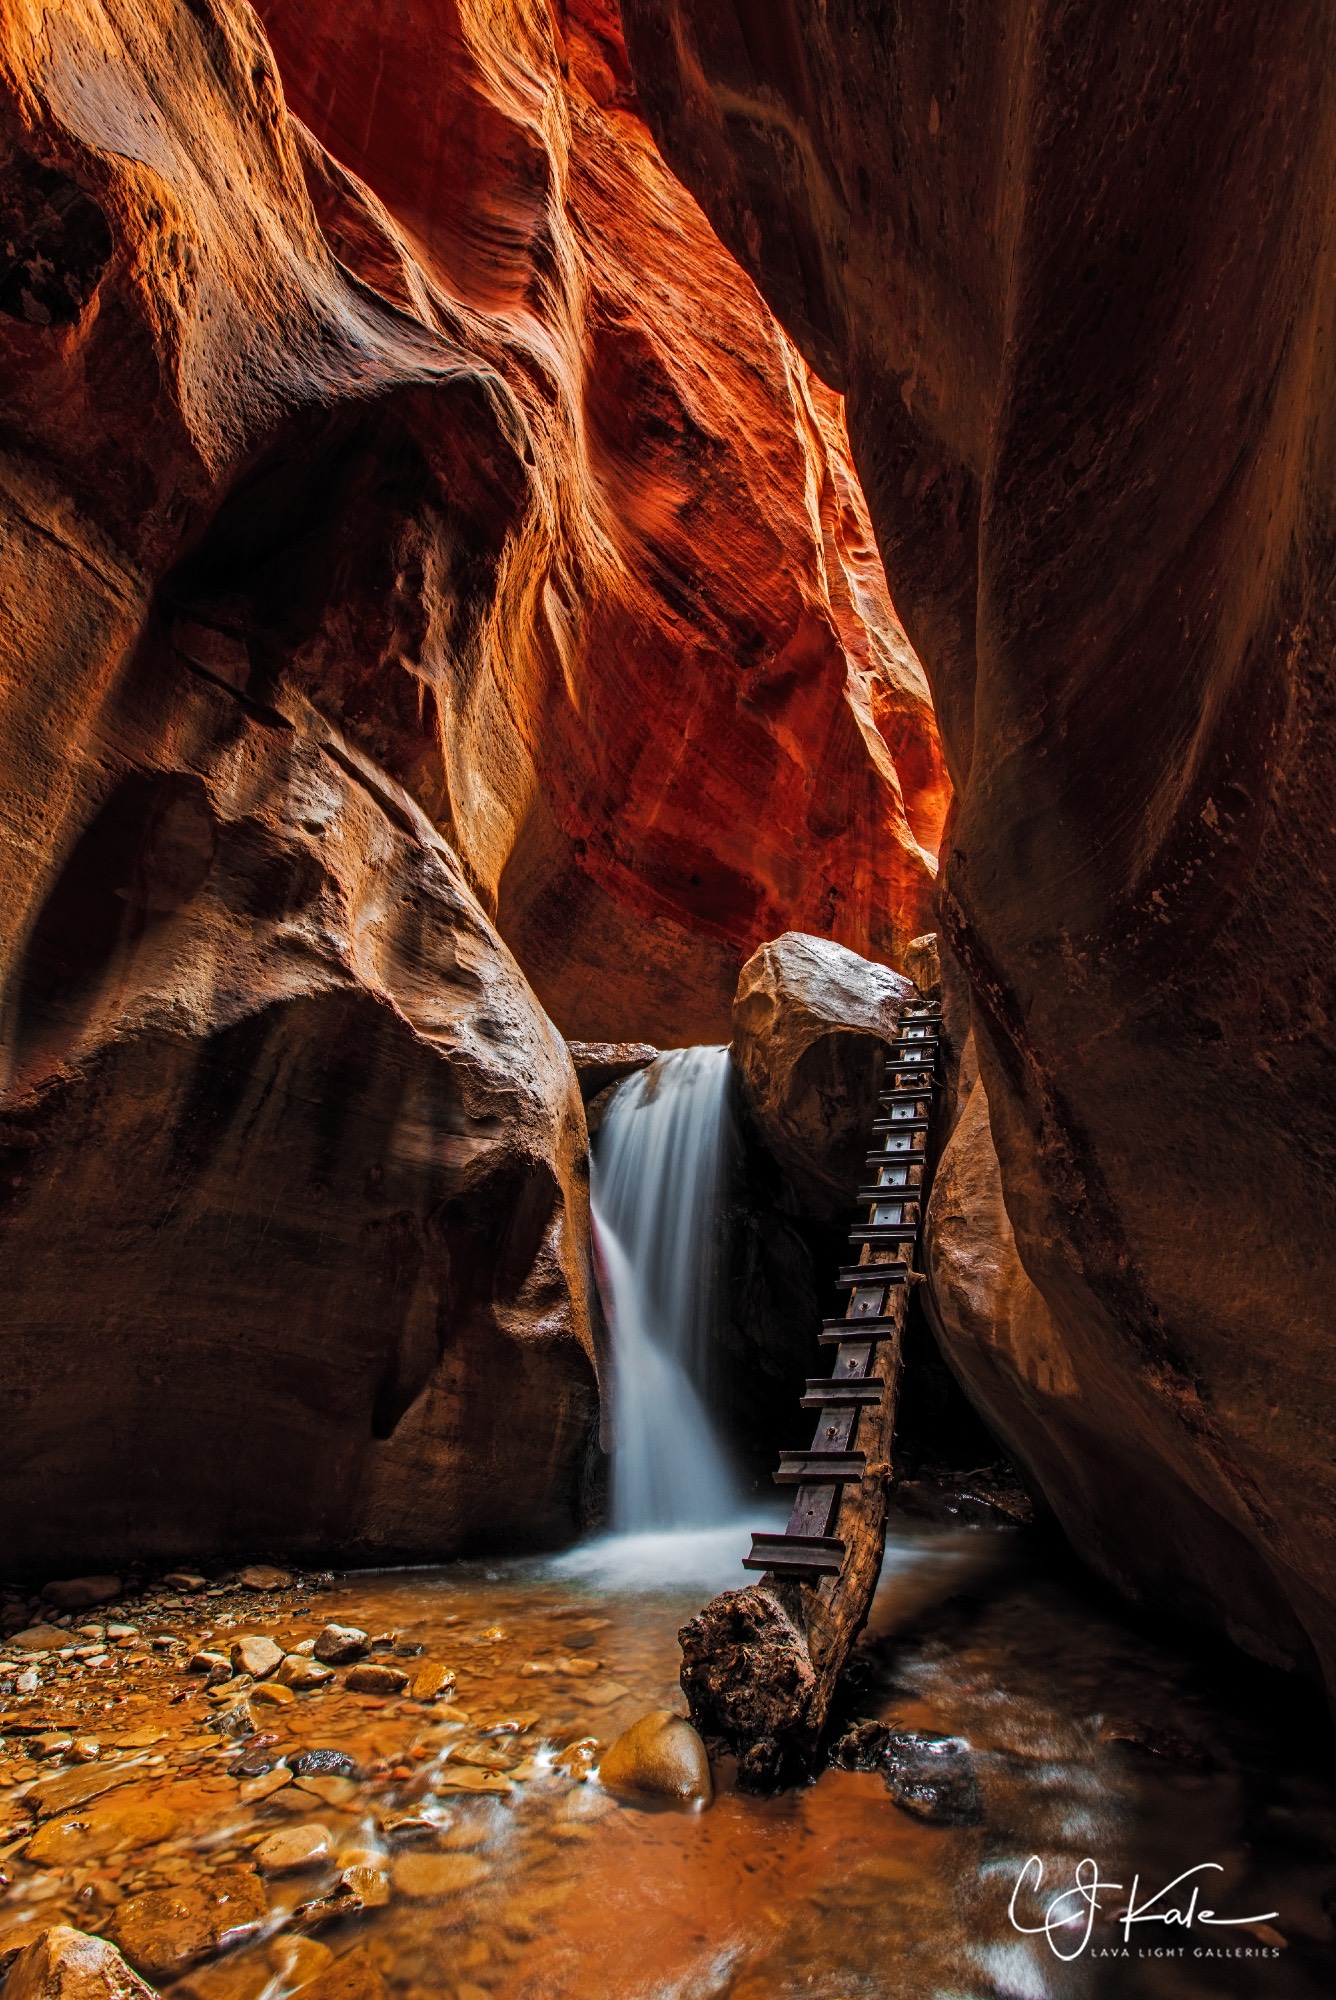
[254, 0, 948, 1043]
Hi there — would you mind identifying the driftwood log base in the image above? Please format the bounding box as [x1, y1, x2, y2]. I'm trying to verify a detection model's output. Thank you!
[679, 1004, 940, 1789]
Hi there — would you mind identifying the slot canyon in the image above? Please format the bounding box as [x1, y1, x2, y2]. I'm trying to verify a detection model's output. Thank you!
[1, 1, 1334, 1995]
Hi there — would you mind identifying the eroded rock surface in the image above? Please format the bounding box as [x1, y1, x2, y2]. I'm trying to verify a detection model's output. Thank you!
[250, 0, 947, 1042]
[730, 932, 914, 1218]
[623, 0, 1336, 1690]
[0, 0, 945, 1568]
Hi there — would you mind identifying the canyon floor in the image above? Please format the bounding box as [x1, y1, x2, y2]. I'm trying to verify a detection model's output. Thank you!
[3, 1510, 1335, 2000]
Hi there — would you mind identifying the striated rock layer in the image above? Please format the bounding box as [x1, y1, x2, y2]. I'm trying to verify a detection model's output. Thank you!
[250, 0, 947, 1042]
[0, 0, 943, 1565]
[623, 2, 1336, 1686]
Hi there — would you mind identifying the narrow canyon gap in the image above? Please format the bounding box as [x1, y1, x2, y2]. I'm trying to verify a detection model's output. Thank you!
[621, 0, 1336, 1701]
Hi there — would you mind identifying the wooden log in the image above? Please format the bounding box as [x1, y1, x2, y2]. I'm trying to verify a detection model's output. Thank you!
[679, 1248, 910, 1790]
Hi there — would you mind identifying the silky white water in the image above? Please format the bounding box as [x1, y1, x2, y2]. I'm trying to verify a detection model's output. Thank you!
[590, 1044, 739, 1534]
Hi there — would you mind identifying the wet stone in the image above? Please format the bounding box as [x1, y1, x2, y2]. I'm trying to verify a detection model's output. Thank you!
[188, 1652, 231, 1677]
[236, 1567, 292, 1593]
[6, 1925, 154, 2000]
[409, 1663, 454, 1703]
[276, 1656, 334, 1691]
[297, 1945, 387, 2000]
[230, 1637, 283, 1681]
[344, 1663, 409, 1696]
[268, 1937, 333, 1985]
[598, 1710, 713, 1807]
[291, 1748, 359, 1779]
[110, 1867, 268, 1981]
[229, 1745, 276, 1778]
[254, 1824, 332, 1874]
[26, 1801, 176, 1865]
[293, 1774, 358, 1809]
[391, 1852, 490, 1900]
[880, 1732, 983, 1826]
[313, 1626, 368, 1667]
[251, 1682, 296, 1708]
[10, 1628, 69, 1654]
[239, 1769, 292, 1804]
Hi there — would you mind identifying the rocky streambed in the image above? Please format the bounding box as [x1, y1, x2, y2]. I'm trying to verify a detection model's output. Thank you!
[2, 1524, 1336, 1999]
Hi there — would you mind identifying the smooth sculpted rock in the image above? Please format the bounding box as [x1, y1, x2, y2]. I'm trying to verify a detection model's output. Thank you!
[0, 0, 949, 1575]
[924, 1079, 1075, 1443]
[622, 0, 1336, 1696]
[731, 934, 916, 1217]
[6, 1928, 155, 2000]
[597, 1711, 713, 1808]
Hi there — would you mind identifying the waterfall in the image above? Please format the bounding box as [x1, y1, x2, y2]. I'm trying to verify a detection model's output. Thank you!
[591, 1045, 738, 1533]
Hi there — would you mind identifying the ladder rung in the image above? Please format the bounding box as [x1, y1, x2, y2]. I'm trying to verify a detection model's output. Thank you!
[743, 1533, 845, 1577]
[775, 1450, 865, 1484]
[836, 1264, 910, 1288]
[848, 1223, 920, 1245]
[801, 1379, 885, 1407]
[871, 1116, 930, 1133]
[857, 1183, 923, 1202]
[820, 1315, 900, 1340]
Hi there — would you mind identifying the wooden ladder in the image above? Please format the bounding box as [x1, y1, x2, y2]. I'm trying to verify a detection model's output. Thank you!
[740, 1000, 942, 1585]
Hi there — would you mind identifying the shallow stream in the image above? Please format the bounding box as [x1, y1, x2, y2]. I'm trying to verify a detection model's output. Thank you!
[4, 1511, 1336, 1999]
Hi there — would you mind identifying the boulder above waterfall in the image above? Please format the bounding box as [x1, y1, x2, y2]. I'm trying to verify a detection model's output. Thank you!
[730, 934, 916, 1219]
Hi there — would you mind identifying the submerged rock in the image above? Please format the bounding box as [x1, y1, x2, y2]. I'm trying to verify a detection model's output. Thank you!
[253, 1825, 332, 1875]
[295, 1946, 386, 2000]
[597, 1710, 713, 1807]
[881, 1733, 983, 1826]
[6, 1927, 155, 2000]
[111, 1869, 267, 1981]
[390, 1854, 490, 1900]
[343, 1663, 409, 1696]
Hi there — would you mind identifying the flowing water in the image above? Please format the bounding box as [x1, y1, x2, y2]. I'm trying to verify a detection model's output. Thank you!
[6, 1058, 1336, 1995]
[590, 1047, 737, 1534]
[4, 1518, 1335, 2000]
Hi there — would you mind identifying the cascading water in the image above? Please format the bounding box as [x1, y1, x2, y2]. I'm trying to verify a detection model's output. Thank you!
[590, 1045, 739, 1534]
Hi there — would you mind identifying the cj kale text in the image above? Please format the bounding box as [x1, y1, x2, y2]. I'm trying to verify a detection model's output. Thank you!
[1008, 1856, 1283, 1962]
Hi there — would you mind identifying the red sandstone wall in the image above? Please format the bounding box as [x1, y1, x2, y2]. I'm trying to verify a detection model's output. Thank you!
[254, 0, 948, 1042]
[622, 0, 1336, 1692]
